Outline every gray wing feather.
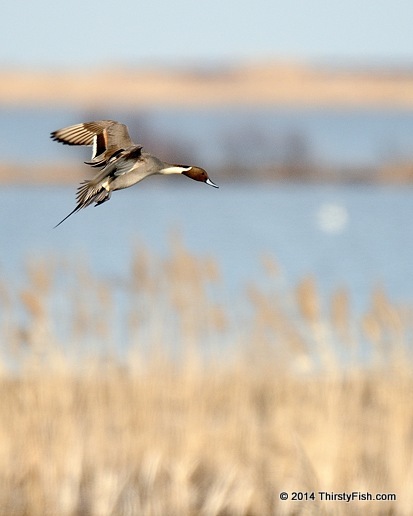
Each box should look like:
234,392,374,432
51,120,115,146
51,120,135,165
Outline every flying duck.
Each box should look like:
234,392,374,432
51,120,218,227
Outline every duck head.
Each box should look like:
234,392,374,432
181,166,219,188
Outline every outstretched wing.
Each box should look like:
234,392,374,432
50,120,134,167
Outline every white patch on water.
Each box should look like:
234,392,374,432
316,202,349,234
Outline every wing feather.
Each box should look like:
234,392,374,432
51,120,135,165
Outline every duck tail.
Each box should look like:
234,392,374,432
53,205,83,228
53,180,111,228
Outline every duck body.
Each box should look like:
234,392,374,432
51,120,218,227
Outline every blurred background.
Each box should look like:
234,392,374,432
0,1,412,514
1,0,413,313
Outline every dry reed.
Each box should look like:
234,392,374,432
0,236,411,515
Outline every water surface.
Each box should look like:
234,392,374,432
1,183,412,315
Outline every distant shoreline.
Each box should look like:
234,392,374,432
2,62,413,109
1,161,412,185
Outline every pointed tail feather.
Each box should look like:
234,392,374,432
54,181,111,228
53,205,83,228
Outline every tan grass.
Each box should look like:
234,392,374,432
0,237,411,515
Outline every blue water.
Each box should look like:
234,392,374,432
1,183,412,315
1,105,413,319
3,106,413,168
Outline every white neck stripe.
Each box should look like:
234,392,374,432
161,166,192,175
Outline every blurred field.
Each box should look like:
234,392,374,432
3,62,413,108
0,237,412,515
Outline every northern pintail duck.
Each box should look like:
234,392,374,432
51,120,218,227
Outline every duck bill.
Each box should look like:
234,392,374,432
206,178,219,188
